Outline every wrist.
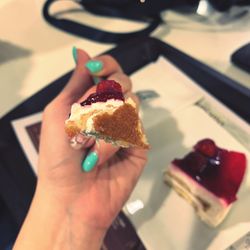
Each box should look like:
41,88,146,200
14,182,106,250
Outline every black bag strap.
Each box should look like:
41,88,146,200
43,0,162,43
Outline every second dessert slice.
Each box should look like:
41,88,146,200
164,138,247,227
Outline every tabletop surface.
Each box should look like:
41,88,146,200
1,0,250,117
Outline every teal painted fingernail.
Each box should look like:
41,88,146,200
93,76,101,85
82,152,98,172
85,60,103,74
72,46,77,64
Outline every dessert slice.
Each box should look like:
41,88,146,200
65,80,149,149
164,139,247,227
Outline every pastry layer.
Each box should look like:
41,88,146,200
93,102,148,148
65,98,149,149
164,164,231,227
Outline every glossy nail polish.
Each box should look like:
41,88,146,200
85,60,103,74
82,151,98,172
93,76,101,85
72,46,77,64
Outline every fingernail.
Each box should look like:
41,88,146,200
85,60,103,74
93,76,101,85
76,134,87,144
72,46,77,64
82,151,98,172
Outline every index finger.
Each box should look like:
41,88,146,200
86,54,123,77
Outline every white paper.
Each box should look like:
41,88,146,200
131,57,203,115
11,112,42,174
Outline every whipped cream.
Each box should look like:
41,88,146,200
69,99,123,120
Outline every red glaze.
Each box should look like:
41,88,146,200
173,139,247,204
81,80,124,106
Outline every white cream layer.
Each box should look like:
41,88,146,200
66,99,125,131
164,163,231,227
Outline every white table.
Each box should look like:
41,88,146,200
1,0,250,117
158,10,250,89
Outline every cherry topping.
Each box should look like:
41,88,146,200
96,80,122,94
80,80,124,106
194,138,217,157
173,139,247,204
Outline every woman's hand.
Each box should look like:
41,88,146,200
14,49,148,250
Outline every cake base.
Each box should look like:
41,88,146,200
92,103,148,149
164,164,231,227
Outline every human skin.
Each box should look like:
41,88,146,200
13,49,148,250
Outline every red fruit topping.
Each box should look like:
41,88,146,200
220,151,246,194
96,80,122,94
194,138,217,157
173,139,247,204
81,92,124,106
174,152,207,175
81,80,124,106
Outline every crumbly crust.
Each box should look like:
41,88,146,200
65,121,81,138
93,103,149,149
